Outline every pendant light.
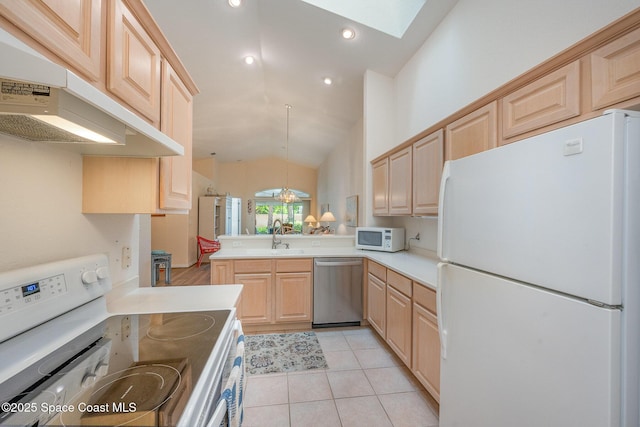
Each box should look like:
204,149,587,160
276,104,299,204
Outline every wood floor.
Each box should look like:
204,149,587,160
156,262,211,287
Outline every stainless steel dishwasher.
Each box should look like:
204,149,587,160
313,257,363,328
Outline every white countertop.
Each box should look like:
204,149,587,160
107,279,243,314
211,246,439,290
366,250,439,289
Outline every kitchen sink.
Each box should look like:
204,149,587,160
245,248,305,256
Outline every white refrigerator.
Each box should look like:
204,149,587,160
437,110,639,427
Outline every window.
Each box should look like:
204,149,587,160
254,189,311,234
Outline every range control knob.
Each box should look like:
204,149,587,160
95,362,109,376
81,373,97,388
81,271,98,285
96,266,110,280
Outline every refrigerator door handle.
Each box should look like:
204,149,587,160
437,161,451,261
437,262,448,360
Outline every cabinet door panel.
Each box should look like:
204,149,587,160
275,272,312,322
502,61,580,139
108,0,161,124
413,302,440,402
372,158,389,216
235,273,272,324
210,260,233,285
386,285,412,367
413,130,443,216
591,26,640,110
388,146,412,215
160,61,192,209
445,101,497,161
0,0,102,81
367,273,386,338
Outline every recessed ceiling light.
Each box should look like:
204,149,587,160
341,27,356,40
244,56,255,65
323,77,333,85
228,0,242,7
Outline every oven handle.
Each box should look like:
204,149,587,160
207,400,227,427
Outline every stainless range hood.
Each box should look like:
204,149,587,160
0,28,183,157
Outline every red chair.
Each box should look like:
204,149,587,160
197,236,221,267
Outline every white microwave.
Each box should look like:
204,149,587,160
355,227,405,252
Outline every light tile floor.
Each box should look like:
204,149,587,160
243,327,439,427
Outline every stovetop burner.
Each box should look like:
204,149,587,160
146,313,216,341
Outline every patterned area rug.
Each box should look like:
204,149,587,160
244,332,328,375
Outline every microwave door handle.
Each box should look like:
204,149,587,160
437,161,451,261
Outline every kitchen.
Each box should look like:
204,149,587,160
0,0,639,426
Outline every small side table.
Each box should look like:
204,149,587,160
151,252,172,286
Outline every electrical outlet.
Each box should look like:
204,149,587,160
121,246,131,269
121,316,131,340
311,241,321,247
232,241,243,247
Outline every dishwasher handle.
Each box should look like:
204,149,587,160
314,260,363,267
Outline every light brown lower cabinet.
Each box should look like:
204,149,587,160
386,285,412,367
366,260,441,402
275,272,312,322
366,273,386,338
412,283,440,402
235,273,272,324
211,258,312,326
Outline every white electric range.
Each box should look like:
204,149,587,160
0,254,239,427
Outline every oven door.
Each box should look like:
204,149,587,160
205,320,245,427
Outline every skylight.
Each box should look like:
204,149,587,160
299,0,427,39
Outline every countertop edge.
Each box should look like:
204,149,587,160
107,279,243,314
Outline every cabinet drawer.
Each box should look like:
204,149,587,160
234,259,272,274
368,261,387,282
387,269,412,297
413,283,437,315
276,258,312,273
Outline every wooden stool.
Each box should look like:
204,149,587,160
151,252,172,286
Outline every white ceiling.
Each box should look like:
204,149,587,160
145,0,458,168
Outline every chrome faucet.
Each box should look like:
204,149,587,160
271,219,289,249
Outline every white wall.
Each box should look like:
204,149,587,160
0,136,141,284
362,0,639,251
317,118,364,235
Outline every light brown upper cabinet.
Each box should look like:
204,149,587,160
0,0,103,82
445,101,497,161
412,130,443,216
502,61,580,140
107,0,161,126
371,146,413,216
388,146,413,215
591,26,640,110
159,61,193,210
372,157,389,216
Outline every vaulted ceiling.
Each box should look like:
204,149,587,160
145,0,458,167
